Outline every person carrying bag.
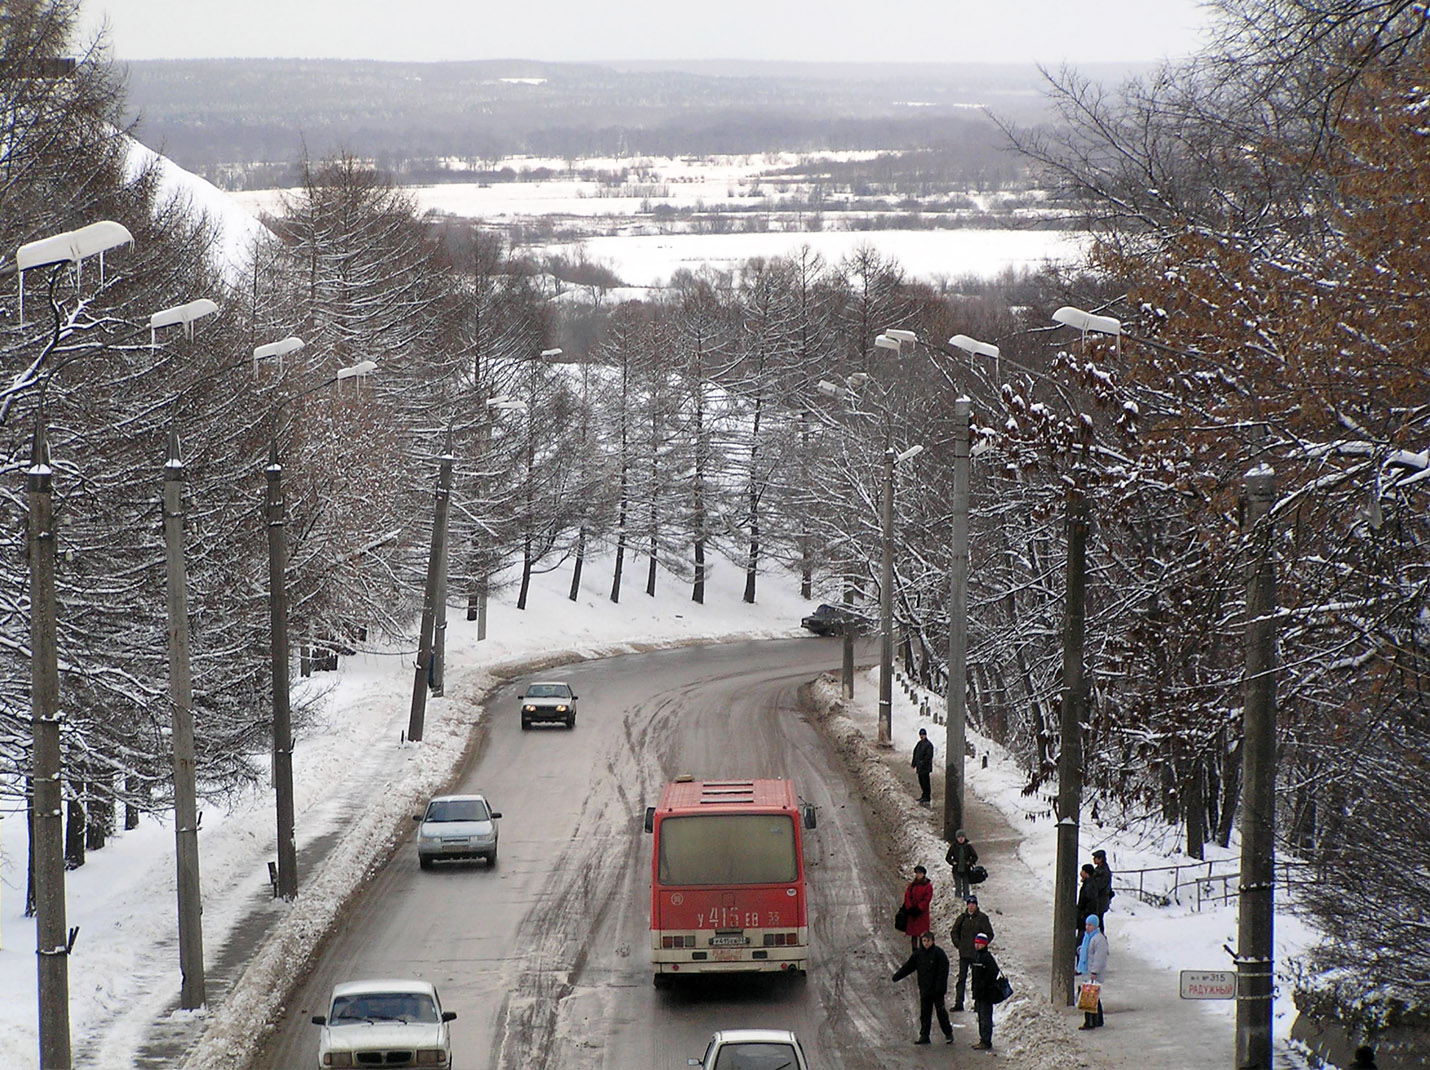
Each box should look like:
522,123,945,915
1075,914,1108,1029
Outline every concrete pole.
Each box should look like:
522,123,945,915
877,446,895,747
28,417,73,1069
1237,468,1277,1069
431,431,453,697
162,430,206,1008
944,397,970,841
841,629,855,700
265,440,297,900
1051,487,1088,1007
408,441,455,742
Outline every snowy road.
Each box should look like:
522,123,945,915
249,638,938,1069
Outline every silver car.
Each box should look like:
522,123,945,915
312,978,454,1069
413,793,501,869
520,680,578,729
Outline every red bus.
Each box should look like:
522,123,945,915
643,777,817,983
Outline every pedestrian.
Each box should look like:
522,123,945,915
891,930,955,1045
1076,863,1099,938
911,728,934,805
945,828,979,899
949,893,994,1011
1076,914,1108,1029
969,931,1001,1051
1349,1045,1377,1068
901,865,934,951
1091,848,1115,935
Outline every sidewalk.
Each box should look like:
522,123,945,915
810,671,1236,1069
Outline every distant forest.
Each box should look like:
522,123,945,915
115,58,1145,190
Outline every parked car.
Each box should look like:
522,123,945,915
801,603,856,636
311,978,455,1069
520,680,578,729
413,793,501,869
689,1029,809,1070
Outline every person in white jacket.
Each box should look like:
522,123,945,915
1075,914,1108,1029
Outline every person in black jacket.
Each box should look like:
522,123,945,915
946,828,979,899
950,894,994,1011
1091,849,1115,935
891,930,954,1045
969,932,1001,1051
911,728,934,804
1349,1045,1377,1068
1076,863,1099,939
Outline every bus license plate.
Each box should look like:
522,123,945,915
709,936,747,947
713,948,742,962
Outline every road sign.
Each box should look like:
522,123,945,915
1180,969,1237,999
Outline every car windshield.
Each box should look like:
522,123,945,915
526,684,570,698
712,1042,799,1070
425,799,489,822
330,992,439,1024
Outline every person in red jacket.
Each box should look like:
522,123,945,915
903,865,934,951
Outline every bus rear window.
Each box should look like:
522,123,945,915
657,814,797,885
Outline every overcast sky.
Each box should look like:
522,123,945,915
77,0,1214,65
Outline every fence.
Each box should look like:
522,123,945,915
1115,857,1316,911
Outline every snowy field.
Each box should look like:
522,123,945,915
0,543,1325,1068
228,151,1085,288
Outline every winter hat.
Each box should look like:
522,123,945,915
973,933,990,945
955,829,967,839
965,895,979,905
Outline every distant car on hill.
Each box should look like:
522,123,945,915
520,680,578,729
801,603,858,636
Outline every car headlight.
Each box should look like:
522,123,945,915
523,704,537,713
324,1053,354,1068
554,704,568,713
415,1049,449,1066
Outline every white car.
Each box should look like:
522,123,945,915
689,1029,809,1070
519,680,578,729
311,978,454,1069
414,793,501,869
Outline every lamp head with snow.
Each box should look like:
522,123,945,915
895,444,924,465
149,298,219,346
874,334,902,352
540,348,564,359
15,219,135,325
252,336,304,375
845,372,870,388
883,328,918,344
816,380,845,398
335,360,376,381
1052,306,1122,337
949,334,1001,360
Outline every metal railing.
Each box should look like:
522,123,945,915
1115,857,1316,911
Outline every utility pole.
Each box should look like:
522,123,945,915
162,431,206,1008
408,437,454,742
28,417,73,1069
877,446,896,747
265,441,297,900
944,397,971,841
430,431,453,698
1051,485,1088,1007
1237,467,1277,1069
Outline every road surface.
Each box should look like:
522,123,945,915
251,638,964,1069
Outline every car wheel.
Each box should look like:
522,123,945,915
653,973,672,990
521,718,530,730
419,856,434,871
567,717,576,728
488,848,498,866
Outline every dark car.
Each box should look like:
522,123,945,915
801,603,856,636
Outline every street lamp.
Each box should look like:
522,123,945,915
151,297,218,1011
16,220,134,1070
262,348,377,901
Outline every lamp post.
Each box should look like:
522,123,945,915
151,296,219,1010
472,396,527,641
262,349,376,900
818,370,920,747
16,220,134,1070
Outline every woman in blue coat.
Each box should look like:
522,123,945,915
1076,914,1108,1029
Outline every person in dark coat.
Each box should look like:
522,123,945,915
902,865,934,951
946,828,979,899
1091,848,1115,935
1076,863,1099,938
891,930,954,1045
968,931,1001,1051
911,728,934,804
1349,1045,1377,1068
949,893,994,1011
